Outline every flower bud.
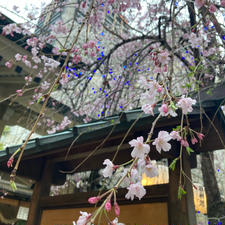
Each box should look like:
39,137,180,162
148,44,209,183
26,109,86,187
16,89,23,96
197,133,204,140
181,139,189,147
157,87,163,93
114,202,120,216
88,196,100,204
113,165,119,170
162,104,168,113
105,200,111,212
191,137,198,145
7,157,14,168
221,0,225,7
209,4,217,13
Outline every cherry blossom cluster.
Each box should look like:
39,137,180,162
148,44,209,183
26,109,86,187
149,49,170,74
195,0,225,12
75,75,202,224
47,116,71,134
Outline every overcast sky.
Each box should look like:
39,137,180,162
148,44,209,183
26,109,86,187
0,0,51,23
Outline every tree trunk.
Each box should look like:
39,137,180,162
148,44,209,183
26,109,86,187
201,152,225,224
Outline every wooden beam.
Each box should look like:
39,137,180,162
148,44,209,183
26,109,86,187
40,184,168,209
0,197,30,208
22,133,134,162
52,143,130,163
26,160,54,225
168,152,196,224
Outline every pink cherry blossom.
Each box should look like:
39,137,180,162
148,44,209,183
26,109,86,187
73,55,82,64
24,60,32,68
16,89,23,96
162,64,168,72
160,103,168,114
152,131,172,154
141,91,156,107
137,158,146,171
102,159,114,177
209,4,217,13
2,23,21,36
108,0,115,4
82,43,89,50
176,96,196,114
51,20,67,34
15,53,22,61
145,160,158,178
47,127,56,134
81,1,86,8
26,37,38,47
141,104,154,115
130,168,142,183
125,182,146,200
188,32,202,48
158,104,177,117
76,211,91,225
90,51,96,57
52,47,60,55
195,0,205,9
129,136,150,159
32,56,41,64
22,55,27,62
25,76,32,85
60,116,71,129
60,75,70,85
5,61,13,68
39,42,45,49
88,40,96,48
221,0,225,7
158,51,170,65
170,131,182,141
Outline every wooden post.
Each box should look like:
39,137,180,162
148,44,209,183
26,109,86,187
26,160,53,225
168,152,196,225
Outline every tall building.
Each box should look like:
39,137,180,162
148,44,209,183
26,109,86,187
35,0,130,48
34,0,131,119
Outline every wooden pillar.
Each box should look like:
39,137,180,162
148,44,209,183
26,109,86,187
27,160,53,225
168,152,196,225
